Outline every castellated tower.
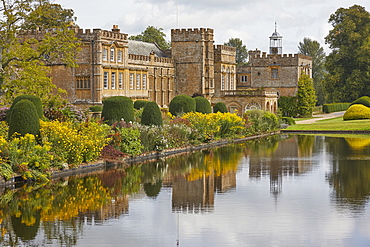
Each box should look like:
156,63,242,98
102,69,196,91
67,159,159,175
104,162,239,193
171,28,215,98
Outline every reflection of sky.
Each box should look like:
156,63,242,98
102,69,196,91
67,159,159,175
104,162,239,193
74,137,370,247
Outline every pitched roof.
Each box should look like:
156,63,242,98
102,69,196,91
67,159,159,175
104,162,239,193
128,40,168,57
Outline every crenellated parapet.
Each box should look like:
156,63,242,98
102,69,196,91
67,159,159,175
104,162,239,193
77,28,128,41
171,28,214,42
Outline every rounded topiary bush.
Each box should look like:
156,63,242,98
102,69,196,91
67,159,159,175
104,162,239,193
8,95,43,121
194,96,212,114
213,102,228,113
141,101,163,126
343,104,370,121
101,96,134,125
350,96,370,108
134,100,148,110
89,105,103,112
169,95,196,116
8,99,40,138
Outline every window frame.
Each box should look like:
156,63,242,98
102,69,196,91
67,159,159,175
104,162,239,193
103,72,109,89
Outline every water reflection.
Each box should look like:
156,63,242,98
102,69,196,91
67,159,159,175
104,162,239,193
325,136,370,213
0,134,370,246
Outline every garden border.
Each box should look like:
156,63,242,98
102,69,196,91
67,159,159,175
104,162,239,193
0,132,280,189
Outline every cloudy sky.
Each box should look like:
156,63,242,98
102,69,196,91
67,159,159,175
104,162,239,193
55,0,368,54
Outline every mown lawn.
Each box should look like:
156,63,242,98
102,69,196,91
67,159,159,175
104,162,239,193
286,117,370,131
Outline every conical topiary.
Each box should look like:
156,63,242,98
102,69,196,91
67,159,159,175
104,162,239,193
8,99,40,138
194,96,212,114
7,95,43,122
141,101,163,126
213,102,228,113
169,95,196,116
101,96,134,125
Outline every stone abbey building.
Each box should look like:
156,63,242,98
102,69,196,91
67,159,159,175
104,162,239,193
46,25,312,115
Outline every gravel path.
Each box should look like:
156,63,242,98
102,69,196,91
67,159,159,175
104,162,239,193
295,111,346,124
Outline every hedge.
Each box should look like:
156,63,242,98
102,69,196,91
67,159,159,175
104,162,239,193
213,102,228,113
322,103,351,113
350,96,370,108
89,105,103,112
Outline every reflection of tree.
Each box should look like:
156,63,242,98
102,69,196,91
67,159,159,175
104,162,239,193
325,136,370,211
0,169,139,246
297,135,315,157
11,211,40,241
144,181,163,198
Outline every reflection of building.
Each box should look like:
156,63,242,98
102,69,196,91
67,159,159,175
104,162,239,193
215,170,237,193
247,136,313,195
172,174,215,213
80,196,129,222
171,170,237,212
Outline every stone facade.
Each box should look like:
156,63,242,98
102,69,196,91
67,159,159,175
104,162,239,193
47,25,174,107
37,25,312,115
237,50,312,97
171,28,215,99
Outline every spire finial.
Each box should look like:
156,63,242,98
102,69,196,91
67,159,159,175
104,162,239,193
275,21,277,32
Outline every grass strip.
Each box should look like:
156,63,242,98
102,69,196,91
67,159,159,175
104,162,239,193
285,117,370,131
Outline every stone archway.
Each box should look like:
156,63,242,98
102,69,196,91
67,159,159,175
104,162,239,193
245,102,261,112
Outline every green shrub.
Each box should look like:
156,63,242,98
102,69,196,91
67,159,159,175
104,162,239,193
322,103,351,113
343,104,370,120
169,95,196,116
141,102,163,126
244,110,279,134
89,105,103,112
213,102,228,113
350,96,370,108
110,126,143,157
135,124,167,152
8,95,43,122
134,100,148,110
8,100,40,138
2,134,53,181
281,117,296,125
102,96,134,125
194,97,212,114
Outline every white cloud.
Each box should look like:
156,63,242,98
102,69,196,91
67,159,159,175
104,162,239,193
56,0,369,54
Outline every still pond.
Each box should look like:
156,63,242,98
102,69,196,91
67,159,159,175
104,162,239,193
1,134,370,246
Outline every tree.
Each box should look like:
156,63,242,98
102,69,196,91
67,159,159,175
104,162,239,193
323,5,370,103
297,74,317,117
129,26,170,50
224,38,248,65
298,38,326,105
0,0,80,105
